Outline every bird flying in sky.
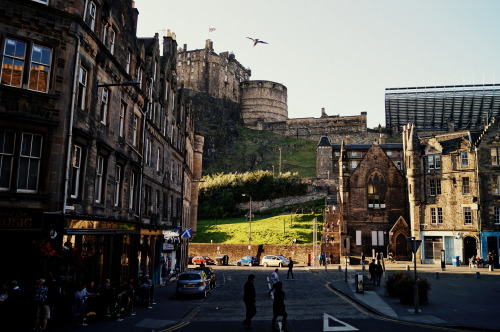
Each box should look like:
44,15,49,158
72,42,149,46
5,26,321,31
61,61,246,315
247,37,268,46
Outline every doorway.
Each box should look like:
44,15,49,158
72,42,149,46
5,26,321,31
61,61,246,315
395,234,408,259
463,236,477,264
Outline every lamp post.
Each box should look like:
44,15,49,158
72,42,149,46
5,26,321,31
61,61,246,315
278,148,282,175
242,194,252,255
341,235,352,282
407,236,422,314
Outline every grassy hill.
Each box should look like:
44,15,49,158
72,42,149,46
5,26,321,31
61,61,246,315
193,214,324,245
203,128,318,178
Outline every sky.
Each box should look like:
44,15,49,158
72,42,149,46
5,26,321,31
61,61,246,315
134,0,500,128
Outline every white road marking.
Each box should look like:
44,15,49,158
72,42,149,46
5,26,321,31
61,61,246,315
323,313,358,331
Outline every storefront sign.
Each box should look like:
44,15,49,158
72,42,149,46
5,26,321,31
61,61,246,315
163,243,174,251
66,219,137,231
0,208,43,230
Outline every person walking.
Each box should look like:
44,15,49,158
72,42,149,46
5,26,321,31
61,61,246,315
369,259,376,283
242,274,256,329
361,252,365,266
271,281,288,332
268,268,280,295
375,261,383,286
34,278,51,331
286,258,294,280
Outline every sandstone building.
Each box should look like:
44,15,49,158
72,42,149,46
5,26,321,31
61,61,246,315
0,0,203,289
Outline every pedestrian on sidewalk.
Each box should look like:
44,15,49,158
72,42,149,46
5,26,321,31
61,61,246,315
34,278,50,331
268,269,280,295
286,258,294,280
375,261,383,286
271,282,288,332
361,252,365,266
242,274,256,329
369,259,376,283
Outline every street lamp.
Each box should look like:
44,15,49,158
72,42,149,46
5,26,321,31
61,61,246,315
242,194,252,255
278,148,282,175
341,235,352,282
97,80,141,87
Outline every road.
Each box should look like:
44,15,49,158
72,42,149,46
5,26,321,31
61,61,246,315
167,266,469,332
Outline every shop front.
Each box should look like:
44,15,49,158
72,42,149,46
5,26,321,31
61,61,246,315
62,218,139,286
421,231,461,265
138,227,164,285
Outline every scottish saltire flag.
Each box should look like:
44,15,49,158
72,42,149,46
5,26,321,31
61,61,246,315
209,28,216,32
181,228,192,238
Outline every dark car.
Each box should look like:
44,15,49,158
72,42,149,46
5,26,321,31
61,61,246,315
236,255,259,266
194,266,216,290
175,270,210,298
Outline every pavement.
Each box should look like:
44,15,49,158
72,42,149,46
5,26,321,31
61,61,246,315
326,261,500,331
48,262,500,332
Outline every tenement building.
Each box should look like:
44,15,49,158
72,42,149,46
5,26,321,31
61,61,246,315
0,0,203,292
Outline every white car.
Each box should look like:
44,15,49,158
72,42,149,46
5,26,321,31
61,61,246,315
261,255,289,267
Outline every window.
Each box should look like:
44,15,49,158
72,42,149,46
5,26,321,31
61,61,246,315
1,38,26,88
371,231,384,246
95,156,105,203
77,66,87,110
125,51,131,74
0,130,15,191
460,151,468,167
70,145,82,198
109,29,116,55
100,88,109,124
350,160,359,170
119,102,126,137
28,44,51,92
495,207,500,225
137,67,143,89
367,172,386,209
428,154,441,170
145,137,152,166
429,179,441,196
491,147,500,165
162,192,169,220
462,177,470,195
430,207,443,224
84,1,96,31
129,171,138,210
156,147,161,172
132,114,139,147
17,133,43,193
102,25,108,46
424,236,443,260
32,0,49,4
356,230,362,245
144,184,151,214
463,207,472,225
114,165,121,207
493,175,500,194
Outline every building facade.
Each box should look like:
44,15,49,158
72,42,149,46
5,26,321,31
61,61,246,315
0,0,202,288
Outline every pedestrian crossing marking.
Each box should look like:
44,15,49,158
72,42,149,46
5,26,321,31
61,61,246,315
323,313,358,331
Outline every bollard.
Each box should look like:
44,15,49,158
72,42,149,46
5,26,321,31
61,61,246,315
489,265,494,272
406,265,410,272
476,272,481,279
435,272,439,279
338,266,342,271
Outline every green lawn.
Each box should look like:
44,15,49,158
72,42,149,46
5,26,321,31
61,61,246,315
193,214,324,244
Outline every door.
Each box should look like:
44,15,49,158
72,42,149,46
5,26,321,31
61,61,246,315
395,234,408,259
463,236,477,264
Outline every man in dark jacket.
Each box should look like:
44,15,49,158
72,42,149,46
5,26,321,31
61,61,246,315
243,274,256,329
369,259,376,283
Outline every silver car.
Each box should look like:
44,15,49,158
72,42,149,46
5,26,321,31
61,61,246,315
175,270,210,298
261,255,289,267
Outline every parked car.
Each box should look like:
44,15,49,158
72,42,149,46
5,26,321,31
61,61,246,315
188,255,194,264
236,256,259,266
192,256,215,265
261,255,289,267
175,270,210,298
194,266,216,289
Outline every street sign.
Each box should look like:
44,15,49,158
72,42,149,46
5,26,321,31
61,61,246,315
323,313,358,331
408,239,421,254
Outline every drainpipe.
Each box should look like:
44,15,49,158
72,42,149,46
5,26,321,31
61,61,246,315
63,34,81,213
473,139,482,258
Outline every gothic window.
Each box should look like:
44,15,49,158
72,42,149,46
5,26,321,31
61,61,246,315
367,172,386,209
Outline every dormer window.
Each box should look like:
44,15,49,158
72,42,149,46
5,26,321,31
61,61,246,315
460,151,468,167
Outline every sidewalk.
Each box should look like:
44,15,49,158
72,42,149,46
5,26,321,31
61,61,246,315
49,282,195,332
327,262,500,331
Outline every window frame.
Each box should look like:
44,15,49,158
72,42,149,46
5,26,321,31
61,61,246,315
17,132,43,193
114,164,122,207
491,147,500,166
1,38,27,88
100,88,109,125
462,177,470,195
0,130,16,191
28,44,52,93
84,1,97,31
77,66,88,110
430,207,443,224
463,207,472,225
119,102,126,137
460,151,469,167
70,145,82,199
94,155,105,204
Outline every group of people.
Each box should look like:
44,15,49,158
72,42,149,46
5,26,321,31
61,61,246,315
368,259,384,286
243,257,295,331
318,253,334,266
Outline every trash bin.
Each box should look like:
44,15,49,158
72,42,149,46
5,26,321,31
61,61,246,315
355,273,364,293
215,254,229,266
452,256,460,267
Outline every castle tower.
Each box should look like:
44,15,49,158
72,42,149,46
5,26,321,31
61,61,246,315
316,136,333,179
402,123,422,240
240,80,288,129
